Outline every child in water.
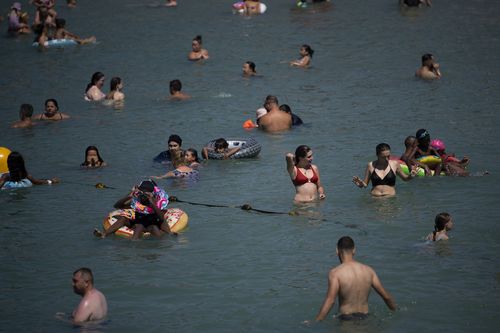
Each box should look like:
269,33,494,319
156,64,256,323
290,44,314,68
81,146,107,168
426,213,453,241
0,151,59,189
202,138,240,160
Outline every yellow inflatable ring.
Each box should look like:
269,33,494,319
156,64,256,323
103,208,189,239
0,147,12,174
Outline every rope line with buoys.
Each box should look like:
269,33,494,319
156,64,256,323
169,196,291,215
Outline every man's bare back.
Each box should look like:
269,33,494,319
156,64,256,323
316,237,396,321
73,288,108,322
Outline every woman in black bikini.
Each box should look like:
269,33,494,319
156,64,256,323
37,99,70,121
286,145,326,203
353,143,416,197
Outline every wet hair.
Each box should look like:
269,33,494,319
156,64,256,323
433,212,451,241
45,98,59,110
73,267,94,284
170,79,182,94
168,134,182,146
172,151,187,168
86,72,105,93
416,128,430,140
214,138,229,150
193,35,202,44
109,77,122,92
375,143,391,155
421,53,433,65
19,104,34,120
294,145,311,165
265,95,279,106
186,148,200,163
7,151,28,182
138,179,157,193
404,136,416,148
81,145,104,167
337,236,355,252
55,18,66,29
246,61,256,72
279,104,292,114
302,44,314,57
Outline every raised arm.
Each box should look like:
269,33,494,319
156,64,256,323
371,270,397,311
285,153,296,180
316,270,339,321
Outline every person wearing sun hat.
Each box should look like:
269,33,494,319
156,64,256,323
7,2,29,35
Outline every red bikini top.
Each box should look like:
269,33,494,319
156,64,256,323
293,166,319,186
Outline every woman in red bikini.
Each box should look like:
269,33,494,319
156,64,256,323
286,145,326,203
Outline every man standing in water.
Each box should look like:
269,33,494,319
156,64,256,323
315,236,396,321
258,95,292,132
72,268,108,323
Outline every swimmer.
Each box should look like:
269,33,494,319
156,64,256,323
414,129,442,175
165,0,177,7
105,77,125,101
169,79,190,100
71,268,107,323
290,44,314,68
202,138,241,159
426,212,453,241
153,134,183,163
242,61,257,77
258,95,292,132
81,146,107,168
0,151,59,189
400,136,432,176
185,148,201,168
152,151,199,180
67,0,77,8
93,180,175,239
37,99,70,120
416,53,441,80
11,104,35,128
286,145,326,202
315,236,397,321
33,23,49,48
85,72,106,101
54,18,96,44
353,143,416,196
188,35,209,61
279,104,303,126
33,1,57,27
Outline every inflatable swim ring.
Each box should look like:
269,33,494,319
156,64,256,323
103,208,189,239
32,39,78,48
0,147,11,174
391,158,445,177
232,2,267,14
417,155,442,167
205,138,261,160
1,179,33,189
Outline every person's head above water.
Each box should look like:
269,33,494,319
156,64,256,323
336,236,355,261
416,129,430,144
44,98,59,116
404,136,417,148
19,104,33,120
434,212,452,232
86,72,105,92
168,134,182,148
264,95,279,110
82,146,104,166
279,104,292,114
301,44,314,57
185,148,200,164
7,151,28,181
55,18,66,29
375,143,391,157
109,77,122,91
169,79,182,94
294,145,312,165
421,53,434,66
242,61,256,75
72,267,94,296
192,35,203,51
214,138,229,152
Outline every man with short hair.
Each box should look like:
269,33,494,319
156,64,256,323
315,236,396,321
258,95,292,132
72,268,108,323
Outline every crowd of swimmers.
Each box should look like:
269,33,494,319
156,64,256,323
2,0,471,327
